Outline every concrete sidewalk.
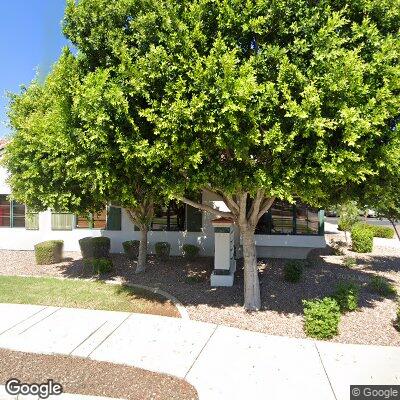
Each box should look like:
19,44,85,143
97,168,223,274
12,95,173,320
0,303,399,400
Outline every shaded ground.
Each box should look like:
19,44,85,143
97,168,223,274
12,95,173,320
0,275,180,317
0,348,198,400
0,233,399,345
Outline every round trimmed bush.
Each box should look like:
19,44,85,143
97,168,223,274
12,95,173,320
182,244,200,260
122,240,140,260
155,242,170,260
371,225,394,239
35,240,64,265
351,224,373,253
79,236,111,259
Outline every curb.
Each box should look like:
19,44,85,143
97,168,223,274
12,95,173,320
105,281,190,320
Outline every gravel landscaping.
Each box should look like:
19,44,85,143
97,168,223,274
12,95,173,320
0,348,198,400
0,231,399,346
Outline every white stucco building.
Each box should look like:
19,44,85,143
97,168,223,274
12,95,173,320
0,140,326,260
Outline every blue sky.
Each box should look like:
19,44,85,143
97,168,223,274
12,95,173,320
0,1,69,137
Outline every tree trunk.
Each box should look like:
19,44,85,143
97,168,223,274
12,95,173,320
241,227,261,311
390,219,400,241
136,226,148,273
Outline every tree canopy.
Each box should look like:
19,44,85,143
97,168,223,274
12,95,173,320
4,0,400,309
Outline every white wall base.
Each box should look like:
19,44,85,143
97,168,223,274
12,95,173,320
210,270,235,287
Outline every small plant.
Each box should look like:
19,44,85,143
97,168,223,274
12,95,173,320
185,274,205,284
351,223,373,253
34,240,64,265
122,240,140,260
155,242,170,260
343,256,357,268
333,281,359,312
182,244,200,260
369,275,397,297
284,260,303,283
83,257,113,274
303,297,341,339
337,201,359,242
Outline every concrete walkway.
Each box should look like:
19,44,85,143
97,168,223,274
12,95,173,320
0,304,399,400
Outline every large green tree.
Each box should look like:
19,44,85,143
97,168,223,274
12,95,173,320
5,0,400,310
3,49,163,273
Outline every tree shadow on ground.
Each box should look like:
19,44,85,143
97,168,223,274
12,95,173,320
54,243,399,317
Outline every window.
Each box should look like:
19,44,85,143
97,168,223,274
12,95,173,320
0,195,11,227
75,207,121,231
255,200,323,236
0,195,26,228
76,209,107,229
26,211,39,230
51,212,74,230
151,201,186,231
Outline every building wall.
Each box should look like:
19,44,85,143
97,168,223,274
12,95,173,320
0,170,326,257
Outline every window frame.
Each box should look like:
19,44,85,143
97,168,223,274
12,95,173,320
0,195,26,229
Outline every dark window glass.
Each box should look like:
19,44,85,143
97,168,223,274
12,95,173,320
270,201,294,234
0,195,10,227
12,202,26,227
295,204,319,234
255,200,322,235
151,201,185,231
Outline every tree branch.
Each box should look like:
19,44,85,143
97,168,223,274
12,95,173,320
257,197,276,220
178,196,234,219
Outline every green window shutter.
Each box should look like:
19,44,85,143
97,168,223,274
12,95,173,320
107,206,121,230
26,212,39,230
51,213,73,230
186,205,203,232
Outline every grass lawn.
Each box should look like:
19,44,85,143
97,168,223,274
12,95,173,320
0,276,180,317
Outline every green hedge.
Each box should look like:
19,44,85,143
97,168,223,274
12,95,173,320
370,225,394,239
122,240,140,260
182,244,200,260
34,240,64,265
155,242,170,260
283,260,303,283
303,297,341,339
351,224,373,253
79,237,111,259
395,305,400,332
353,223,394,239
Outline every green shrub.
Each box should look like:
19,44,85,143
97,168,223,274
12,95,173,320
155,242,170,260
370,225,394,239
34,240,64,265
122,240,140,260
284,260,303,283
79,237,111,259
185,274,205,284
333,281,359,312
182,244,200,260
351,224,373,253
369,275,397,297
303,297,341,339
83,257,113,274
343,256,357,268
